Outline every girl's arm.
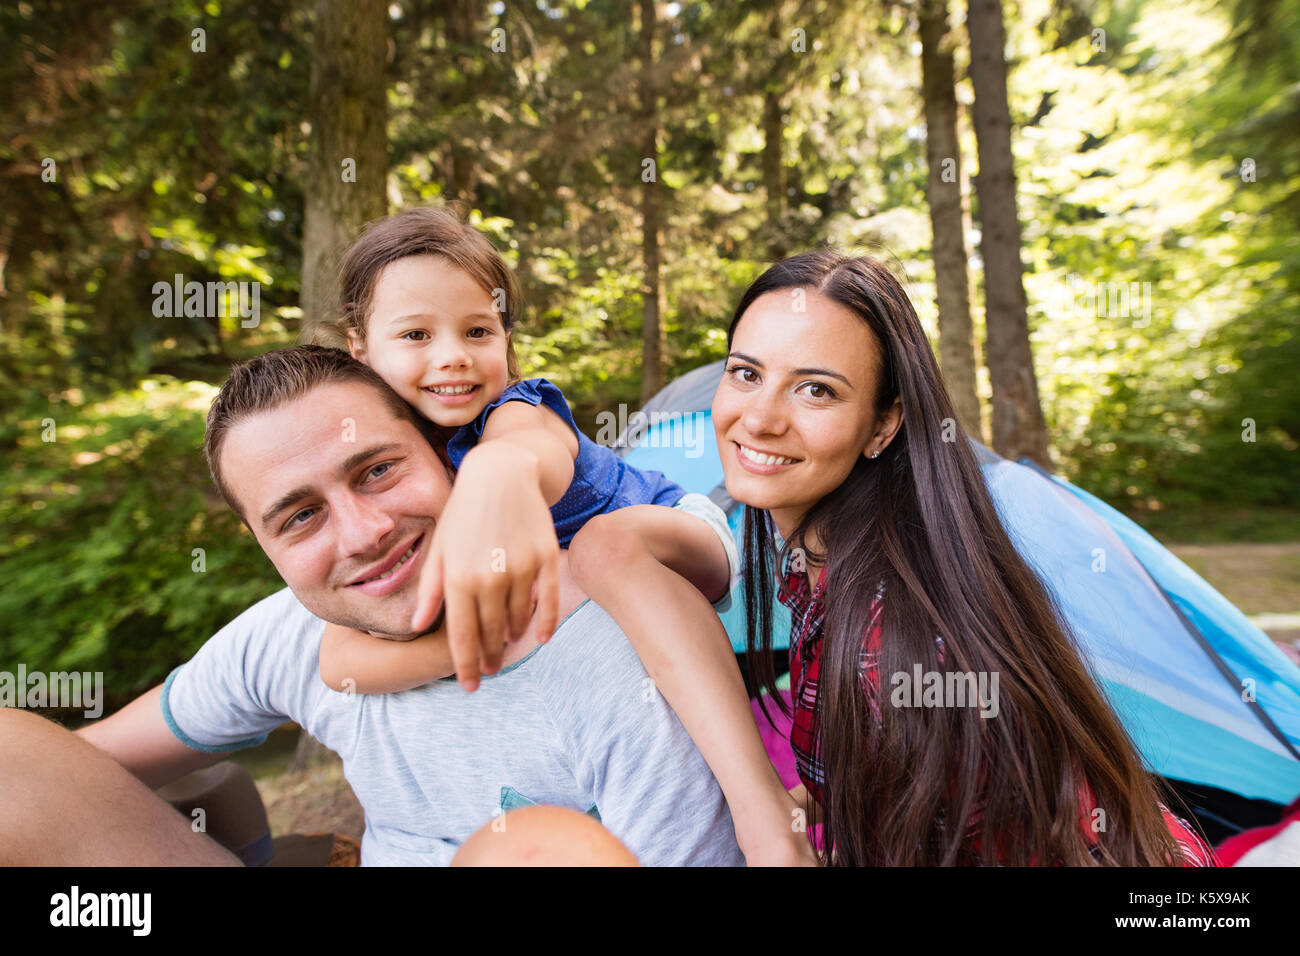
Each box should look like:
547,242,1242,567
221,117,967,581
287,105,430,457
475,398,579,503
409,400,578,691
787,783,823,827
319,623,454,694
569,505,818,867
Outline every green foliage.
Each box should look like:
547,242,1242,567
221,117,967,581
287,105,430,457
1005,0,1299,512
1127,505,1300,545
1,0,1297,696
0,0,310,401
0,380,282,706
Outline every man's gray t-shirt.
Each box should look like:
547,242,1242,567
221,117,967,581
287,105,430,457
162,587,744,866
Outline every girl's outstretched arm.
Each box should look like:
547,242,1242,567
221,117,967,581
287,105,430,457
319,623,454,694
569,505,818,866
409,399,577,691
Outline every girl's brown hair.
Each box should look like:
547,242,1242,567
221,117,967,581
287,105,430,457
322,205,523,380
203,345,450,525
736,250,1194,866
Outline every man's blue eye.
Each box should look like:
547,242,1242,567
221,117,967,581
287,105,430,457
289,508,316,526
368,462,392,479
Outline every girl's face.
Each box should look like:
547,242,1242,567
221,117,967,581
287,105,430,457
712,288,902,540
350,254,510,429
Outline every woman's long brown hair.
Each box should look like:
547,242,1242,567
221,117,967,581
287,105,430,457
735,250,1188,865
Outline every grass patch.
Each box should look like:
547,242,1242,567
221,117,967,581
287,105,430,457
1123,505,1300,546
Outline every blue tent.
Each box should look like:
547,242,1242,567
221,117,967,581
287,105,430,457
620,360,1300,827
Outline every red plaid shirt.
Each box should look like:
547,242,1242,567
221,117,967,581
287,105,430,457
777,559,1218,866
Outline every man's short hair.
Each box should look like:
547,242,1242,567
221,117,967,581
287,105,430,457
203,345,447,524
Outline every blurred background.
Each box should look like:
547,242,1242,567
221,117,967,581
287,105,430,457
2,0,1297,808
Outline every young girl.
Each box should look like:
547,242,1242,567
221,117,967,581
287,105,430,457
316,207,813,866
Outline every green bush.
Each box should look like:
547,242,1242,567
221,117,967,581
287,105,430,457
0,377,283,709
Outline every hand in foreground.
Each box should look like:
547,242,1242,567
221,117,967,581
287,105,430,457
409,443,560,691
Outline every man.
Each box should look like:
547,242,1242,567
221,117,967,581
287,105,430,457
0,346,743,866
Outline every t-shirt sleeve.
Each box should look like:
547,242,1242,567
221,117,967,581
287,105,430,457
527,602,745,866
161,587,323,752
446,378,580,468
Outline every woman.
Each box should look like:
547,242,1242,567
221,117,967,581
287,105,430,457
712,249,1217,866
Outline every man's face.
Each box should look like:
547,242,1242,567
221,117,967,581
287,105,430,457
221,380,449,637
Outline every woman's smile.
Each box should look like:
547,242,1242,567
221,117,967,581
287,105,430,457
733,441,802,472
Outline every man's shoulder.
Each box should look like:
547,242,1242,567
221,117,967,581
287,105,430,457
514,599,653,705
533,599,636,668
200,586,324,672
521,599,662,720
164,587,326,751
224,586,323,638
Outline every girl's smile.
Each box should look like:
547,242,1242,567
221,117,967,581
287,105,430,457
421,381,483,407
349,254,510,429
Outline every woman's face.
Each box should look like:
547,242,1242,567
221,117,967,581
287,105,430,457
712,288,901,540
350,254,510,429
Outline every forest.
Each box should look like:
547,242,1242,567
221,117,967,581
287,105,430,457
2,0,1297,712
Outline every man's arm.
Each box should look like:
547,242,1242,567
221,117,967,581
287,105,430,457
77,684,225,790
79,588,319,791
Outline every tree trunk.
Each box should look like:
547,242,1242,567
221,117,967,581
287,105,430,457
762,86,785,258
300,0,389,345
966,0,1049,464
762,10,785,258
638,0,664,404
919,0,982,441
0,220,11,331
295,0,387,766
445,0,481,206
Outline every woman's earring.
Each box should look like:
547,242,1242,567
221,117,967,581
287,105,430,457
869,449,881,459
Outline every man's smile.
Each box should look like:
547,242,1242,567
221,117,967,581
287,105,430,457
347,532,425,596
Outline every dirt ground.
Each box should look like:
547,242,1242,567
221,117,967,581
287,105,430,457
258,756,365,841
256,542,1300,842
1169,542,1300,646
